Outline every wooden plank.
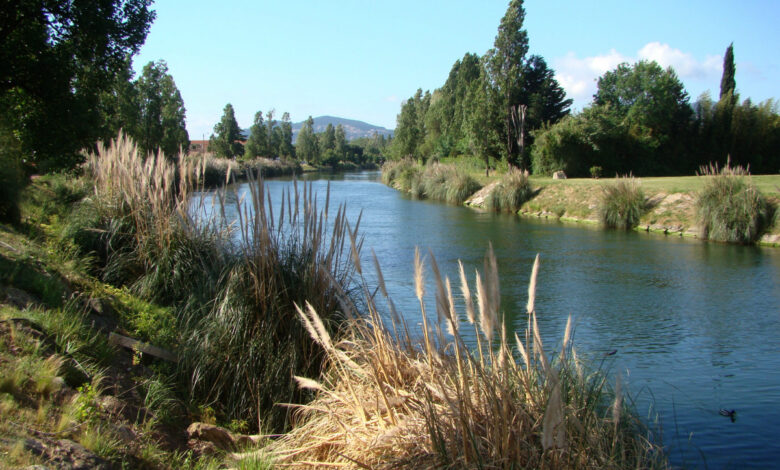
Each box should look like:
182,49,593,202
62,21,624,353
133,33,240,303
108,332,178,363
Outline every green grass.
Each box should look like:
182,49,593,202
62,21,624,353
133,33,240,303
382,160,481,204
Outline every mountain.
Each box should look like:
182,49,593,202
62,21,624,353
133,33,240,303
291,116,394,142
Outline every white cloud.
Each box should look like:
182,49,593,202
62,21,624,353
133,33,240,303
638,42,720,79
553,43,722,108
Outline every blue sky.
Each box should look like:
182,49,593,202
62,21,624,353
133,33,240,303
133,0,779,139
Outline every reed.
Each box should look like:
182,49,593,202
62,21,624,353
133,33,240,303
82,132,361,432
382,160,480,204
485,167,535,212
267,249,665,469
599,176,648,230
695,162,772,244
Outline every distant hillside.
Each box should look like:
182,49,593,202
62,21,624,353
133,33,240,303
292,116,393,142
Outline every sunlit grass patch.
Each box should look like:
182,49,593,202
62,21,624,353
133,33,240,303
599,176,649,230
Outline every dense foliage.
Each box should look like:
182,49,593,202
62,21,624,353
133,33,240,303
532,45,780,177
390,0,571,173
0,0,155,170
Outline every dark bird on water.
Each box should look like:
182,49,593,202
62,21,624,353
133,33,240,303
719,409,737,422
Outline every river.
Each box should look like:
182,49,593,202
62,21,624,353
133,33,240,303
193,170,780,468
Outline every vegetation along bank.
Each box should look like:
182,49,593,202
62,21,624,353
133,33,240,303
381,158,779,246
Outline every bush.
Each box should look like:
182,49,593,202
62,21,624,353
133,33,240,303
599,176,647,229
590,166,603,179
485,168,535,212
696,162,772,244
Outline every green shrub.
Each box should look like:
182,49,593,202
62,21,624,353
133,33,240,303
696,162,771,244
599,176,647,229
590,166,603,179
485,168,535,212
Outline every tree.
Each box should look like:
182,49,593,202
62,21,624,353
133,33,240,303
244,111,267,159
0,0,155,170
464,69,502,176
134,60,189,160
392,90,423,159
296,116,319,164
719,43,736,101
592,60,692,173
485,0,529,167
279,112,294,159
335,124,347,159
210,103,243,158
265,109,278,158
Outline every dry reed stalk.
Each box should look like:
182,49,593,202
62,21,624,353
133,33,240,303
267,248,663,469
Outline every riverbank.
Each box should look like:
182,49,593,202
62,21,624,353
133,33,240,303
0,141,667,468
460,174,780,247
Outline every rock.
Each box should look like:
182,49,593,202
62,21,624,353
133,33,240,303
464,181,499,208
24,437,112,470
552,171,567,180
186,422,260,451
1,286,40,309
113,424,137,445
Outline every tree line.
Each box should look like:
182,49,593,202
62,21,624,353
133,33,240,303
391,0,779,177
208,107,389,167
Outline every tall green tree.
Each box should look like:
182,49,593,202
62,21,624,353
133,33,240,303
134,60,189,160
464,69,502,175
279,112,295,158
485,0,529,167
210,103,243,158
244,110,267,159
335,124,348,159
0,0,155,170
296,116,319,164
719,43,736,101
264,109,279,158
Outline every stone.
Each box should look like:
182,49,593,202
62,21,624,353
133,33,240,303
24,438,112,470
552,171,567,180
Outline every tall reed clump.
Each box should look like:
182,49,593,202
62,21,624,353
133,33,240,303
421,163,481,204
485,167,535,212
382,158,423,197
82,132,361,432
179,178,361,432
263,248,665,469
599,176,648,230
695,162,772,244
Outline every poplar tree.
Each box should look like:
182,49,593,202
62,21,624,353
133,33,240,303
296,116,319,163
134,60,189,160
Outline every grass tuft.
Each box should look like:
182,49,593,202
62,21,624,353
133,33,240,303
599,176,648,230
485,167,535,212
382,160,481,204
695,162,772,244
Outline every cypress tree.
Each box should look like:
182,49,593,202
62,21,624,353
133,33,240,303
719,43,736,101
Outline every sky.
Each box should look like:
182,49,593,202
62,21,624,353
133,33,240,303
133,0,780,140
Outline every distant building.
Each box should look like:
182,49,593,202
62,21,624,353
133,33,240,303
190,140,210,153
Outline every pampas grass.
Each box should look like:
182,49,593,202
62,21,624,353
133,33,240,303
485,167,535,212
83,132,360,432
267,249,665,469
382,160,481,204
696,161,772,244
599,175,648,230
